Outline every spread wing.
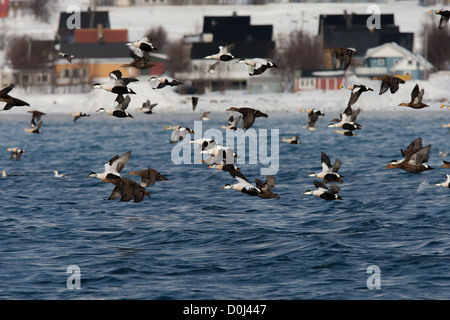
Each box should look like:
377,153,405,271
104,151,131,174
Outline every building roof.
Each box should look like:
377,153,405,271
58,11,111,38
74,29,128,43
59,42,130,60
366,42,434,70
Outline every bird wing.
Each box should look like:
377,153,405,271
308,112,319,127
348,89,363,106
409,145,431,165
411,84,420,104
439,14,449,29
191,96,199,111
104,151,132,174
314,180,329,192
403,137,422,160
108,185,123,201
329,183,341,194
379,80,390,95
0,83,15,95
115,95,131,111
321,152,333,172
109,70,122,81
331,158,342,173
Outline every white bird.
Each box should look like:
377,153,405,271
436,174,450,188
204,43,235,61
1,170,6,177
201,145,238,165
308,152,343,183
127,36,157,52
54,171,68,178
92,70,138,95
222,167,261,196
149,76,183,89
304,181,343,200
236,58,277,76
97,94,133,118
87,151,132,181
165,125,194,144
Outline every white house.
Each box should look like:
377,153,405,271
355,42,434,80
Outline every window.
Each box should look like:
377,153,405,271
60,69,70,78
22,74,29,84
377,59,385,66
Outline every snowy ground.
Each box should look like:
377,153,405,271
0,1,448,115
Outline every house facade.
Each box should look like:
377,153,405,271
294,70,346,91
355,42,434,80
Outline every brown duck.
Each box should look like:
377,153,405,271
255,175,280,199
385,137,433,173
324,47,358,70
399,84,429,109
128,168,168,188
0,84,30,110
107,178,151,203
373,75,405,95
226,107,268,130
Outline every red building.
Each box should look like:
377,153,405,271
294,70,346,91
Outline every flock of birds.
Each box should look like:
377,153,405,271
1,8,450,201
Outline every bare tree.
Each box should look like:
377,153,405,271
6,36,48,70
145,26,169,53
30,0,53,23
166,39,192,77
275,29,324,91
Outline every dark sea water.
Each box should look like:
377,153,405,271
0,109,449,300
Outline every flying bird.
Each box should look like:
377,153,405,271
27,110,46,128
165,125,194,144
385,137,433,173
0,84,30,111
430,9,450,29
226,107,268,130
59,52,74,63
97,94,133,118
308,152,343,183
299,108,325,130
339,84,373,107
398,84,429,109
149,76,183,89
87,151,132,181
128,168,168,188
281,136,301,144
324,47,358,70
71,112,90,121
6,147,26,160
304,181,343,200
92,70,138,95
373,75,405,95
107,178,151,203
137,99,158,114
127,36,158,52
236,58,277,76
255,175,280,199
204,43,236,61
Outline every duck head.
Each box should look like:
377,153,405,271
92,83,102,89
222,184,234,190
303,190,314,195
86,172,98,178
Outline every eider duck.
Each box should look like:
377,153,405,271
221,166,260,196
149,76,183,89
373,75,405,95
236,58,277,76
304,181,343,201
299,108,325,130
255,175,280,199
1,170,6,178
128,168,168,188
201,145,238,164
204,43,235,61
204,61,219,74
439,149,448,157
334,129,357,136
441,104,450,110
28,110,46,127
165,125,194,144
399,84,429,109
0,84,30,110
97,94,133,118
137,99,158,114
199,111,211,121
308,152,343,183
430,9,450,29
71,112,90,121
24,120,43,134
190,138,218,152
127,36,158,52
385,137,433,173
188,96,199,111
220,115,241,130
324,47,358,70
7,147,26,160
59,52,74,63
87,150,132,181
92,70,138,95
281,136,301,144
226,107,268,130
208,163,240,171
436,174,450,188
107,178,151,203
441,160,450,168
339,84,373,107
122,45,154,70
54,170,68,177
328,105,361,131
